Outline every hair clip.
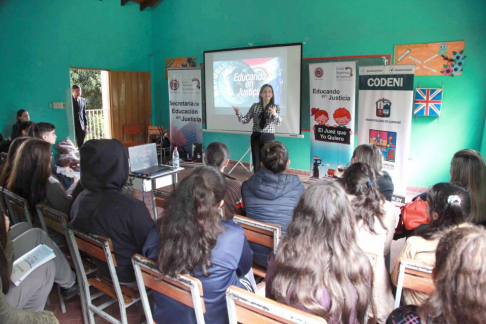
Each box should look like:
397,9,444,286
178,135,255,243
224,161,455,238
447,195,461,205
366,180,373,187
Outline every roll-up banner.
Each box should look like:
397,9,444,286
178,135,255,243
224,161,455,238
357,65,415,203
309,61,356,180
168,68,203,161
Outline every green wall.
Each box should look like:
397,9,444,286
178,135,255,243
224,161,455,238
151,0,486,188
1,0,484,189
0,0,152,142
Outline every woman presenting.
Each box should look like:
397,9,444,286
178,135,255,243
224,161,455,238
233,84,282,173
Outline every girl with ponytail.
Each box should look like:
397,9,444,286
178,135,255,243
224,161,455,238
391,183,472,306
341,162,397,323
143,166,254,324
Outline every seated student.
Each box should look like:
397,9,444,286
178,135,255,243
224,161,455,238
266,180,373,324
7,139,72,217
387,226,486,324
391,183,471,306
449,149,485,225
242,141,304,268
18,121,35,137
0,137,29,189
0,205,78,323
336,144,394,201
204,142,245,218
11,109,30,140
340,162,397,323
143,166,254,324
70,139,154,285
29,123,75,193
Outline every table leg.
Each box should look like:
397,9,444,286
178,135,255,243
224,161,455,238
151,178,158,220
172,173,178,190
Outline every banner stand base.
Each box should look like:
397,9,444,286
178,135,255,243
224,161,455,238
228,146,253,174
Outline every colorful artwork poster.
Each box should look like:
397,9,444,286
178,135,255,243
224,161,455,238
394,41,466,76
369,129,397,162
165,57,197,78
309,61,356,180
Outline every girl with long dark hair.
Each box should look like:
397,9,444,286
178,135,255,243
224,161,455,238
143,166,254,324
387,226,486,323
6,138,72,216
341,162,397,323
449,149,486,225
0,137,29,189
265,180,373,324
391,183,471,306
233,84,282,173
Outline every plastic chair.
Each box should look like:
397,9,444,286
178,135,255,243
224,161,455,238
122,124,142,148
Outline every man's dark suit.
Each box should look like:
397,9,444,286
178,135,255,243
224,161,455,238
73,96,87,147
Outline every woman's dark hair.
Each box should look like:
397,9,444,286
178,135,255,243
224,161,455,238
270,180,373,323
352,144,383,176
156,166,227,277
0,137,30,188
261,141,289,174
0,204,9,294
19,121,35,135
16,109,27,119
29,122,55,138
450,149,486,225
341,162,386,234
416,183,471,240
418,226,486,323
6,138,52,208
258,84,275,109
204,142,229,170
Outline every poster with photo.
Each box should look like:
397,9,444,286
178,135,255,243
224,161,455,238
357,65,415,202
309,61,356,180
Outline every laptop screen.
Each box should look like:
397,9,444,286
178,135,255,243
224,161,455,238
128,143,158,172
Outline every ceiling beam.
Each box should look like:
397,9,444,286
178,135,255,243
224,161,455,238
140,0,163,11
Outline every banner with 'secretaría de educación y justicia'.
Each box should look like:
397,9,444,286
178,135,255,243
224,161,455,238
168,68,203,161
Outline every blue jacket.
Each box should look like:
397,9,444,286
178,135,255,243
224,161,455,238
143,219,253,324
242,168,305,267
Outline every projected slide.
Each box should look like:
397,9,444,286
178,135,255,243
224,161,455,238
213,57,286,114
204,43,302,136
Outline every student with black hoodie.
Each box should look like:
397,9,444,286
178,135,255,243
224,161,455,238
70,139,155,284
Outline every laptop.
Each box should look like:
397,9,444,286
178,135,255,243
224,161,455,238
128,143,174,177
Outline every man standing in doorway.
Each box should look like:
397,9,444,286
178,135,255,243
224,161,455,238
72,84,88,147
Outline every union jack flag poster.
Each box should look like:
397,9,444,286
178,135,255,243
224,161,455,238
414,88,443,117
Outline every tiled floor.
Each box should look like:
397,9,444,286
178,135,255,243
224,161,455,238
50,163,424,323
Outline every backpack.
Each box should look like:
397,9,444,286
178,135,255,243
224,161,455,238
398,197,430,231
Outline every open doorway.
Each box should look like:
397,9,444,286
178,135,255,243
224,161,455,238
69,68,111,144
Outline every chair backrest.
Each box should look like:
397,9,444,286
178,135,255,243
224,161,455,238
233,215,281,252
2,188,32,227
147,126,164,143
35,203,69,235
394,258,435,309
123,124,142,147
153,189,170,209
132,254,206,324
226,285,327,324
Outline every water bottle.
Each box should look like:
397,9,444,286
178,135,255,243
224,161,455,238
172,146,180,168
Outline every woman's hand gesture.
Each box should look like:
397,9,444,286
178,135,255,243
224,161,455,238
233,106,240,115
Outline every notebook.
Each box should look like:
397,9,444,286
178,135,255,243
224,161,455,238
128,143,173,177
